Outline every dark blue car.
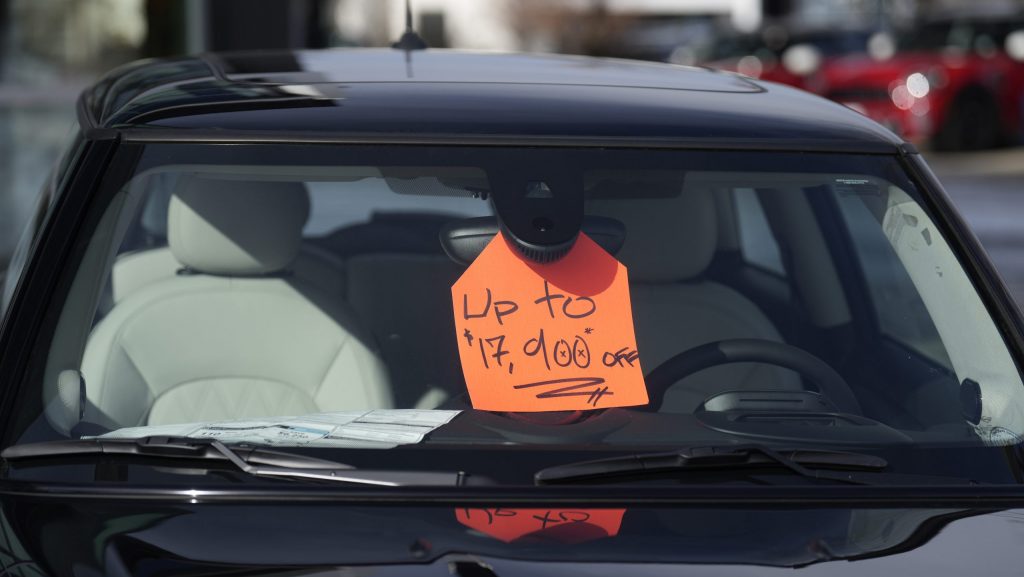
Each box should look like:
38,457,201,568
1,46,1023,575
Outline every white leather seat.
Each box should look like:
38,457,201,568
112,245,348,304
586,187,800,413
111,180,347,304
81,177,392,428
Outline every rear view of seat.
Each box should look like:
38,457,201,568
586,186,800,413
81,177,392,428
111,179,347,304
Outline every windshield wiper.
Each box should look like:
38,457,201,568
2,436,478,487
535,445,889,486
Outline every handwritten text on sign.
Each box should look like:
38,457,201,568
456,508,626,543
452,232,647,412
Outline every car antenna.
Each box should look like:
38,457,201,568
392,0,428,51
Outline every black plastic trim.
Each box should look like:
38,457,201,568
75,91,97,130
899,141,920,155
82,126,120,140
0,137,136,444
2,481,1024,507
114,128,903,154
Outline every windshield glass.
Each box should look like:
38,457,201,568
10,144,1024,484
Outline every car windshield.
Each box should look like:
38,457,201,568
8,144,1024,485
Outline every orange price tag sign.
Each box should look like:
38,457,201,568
456,508,626,544
452,232,647,412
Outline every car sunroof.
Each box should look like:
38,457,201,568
211,49,763,93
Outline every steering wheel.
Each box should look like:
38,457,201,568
643,339,861,414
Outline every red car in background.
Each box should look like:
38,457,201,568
698,28,873,93
700,17,1024,150
821,17,1024,150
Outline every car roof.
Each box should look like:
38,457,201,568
82,48,903,152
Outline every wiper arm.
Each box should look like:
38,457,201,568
535,445,889,486
2,436,477,487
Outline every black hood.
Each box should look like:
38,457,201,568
1,493,1017,576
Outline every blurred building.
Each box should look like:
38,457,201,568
334,0,764,53
0,0,329,263
0,0,149,262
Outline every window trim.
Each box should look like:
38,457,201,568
0,135,130,443
732,187,788,278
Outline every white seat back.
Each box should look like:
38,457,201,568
111,179,346,304
82,177,392,428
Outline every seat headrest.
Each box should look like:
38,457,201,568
585,187,717,283
168,177,310,276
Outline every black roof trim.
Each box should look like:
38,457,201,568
115,127,902,154
76,50,906,148
900,141,921,155
120,97,332,126
197,52,233,83
76,91,98,130
85,55,224,126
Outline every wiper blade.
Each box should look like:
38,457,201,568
3,436,476,487
535,445,888,486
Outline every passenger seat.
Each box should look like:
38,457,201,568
81,177,392,428
111,179,347,304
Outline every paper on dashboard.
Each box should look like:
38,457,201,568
352,409,461,427
94,409,461,447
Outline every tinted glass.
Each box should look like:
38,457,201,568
10,144,1024,485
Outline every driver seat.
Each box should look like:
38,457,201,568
586,186,801,413
80,177,393,429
